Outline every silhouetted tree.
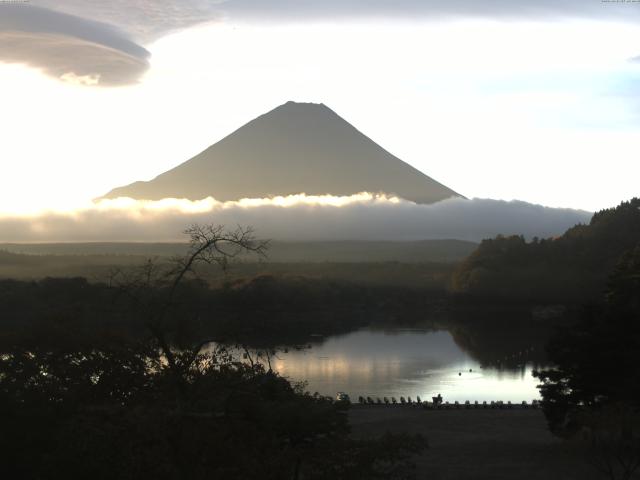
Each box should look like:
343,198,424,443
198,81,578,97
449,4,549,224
0,224,426,479
534,244,640,479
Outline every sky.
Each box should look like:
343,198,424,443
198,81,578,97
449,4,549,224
0,0,639,215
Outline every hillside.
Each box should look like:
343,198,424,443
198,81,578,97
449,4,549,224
452,198,640,303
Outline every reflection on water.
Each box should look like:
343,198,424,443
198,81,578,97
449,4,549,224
273,328,541,402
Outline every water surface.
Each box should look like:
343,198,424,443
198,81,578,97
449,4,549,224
272,328,541,402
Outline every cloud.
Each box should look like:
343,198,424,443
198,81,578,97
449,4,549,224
27,0,640,42
5,0,635,85
0,194,592,243
220,0,640,22
34,1,224,41
0,4,150,85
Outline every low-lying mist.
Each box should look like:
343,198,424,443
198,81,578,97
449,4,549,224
0,194,592,243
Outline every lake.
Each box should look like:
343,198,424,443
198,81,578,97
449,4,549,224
272,328,542,403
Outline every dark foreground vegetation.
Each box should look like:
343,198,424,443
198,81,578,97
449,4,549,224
1,346,425,479
0,226,427,479
533,244,640,480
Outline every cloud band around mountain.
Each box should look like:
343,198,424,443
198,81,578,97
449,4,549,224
0,194,592,243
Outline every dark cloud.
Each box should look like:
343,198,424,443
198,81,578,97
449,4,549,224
0,4,150,85
0,197,591,243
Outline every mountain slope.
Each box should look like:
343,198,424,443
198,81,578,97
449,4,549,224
103,101,461,204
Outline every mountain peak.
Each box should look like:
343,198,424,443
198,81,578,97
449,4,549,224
103,102,461,204
271,100,334,116
282,100,327,108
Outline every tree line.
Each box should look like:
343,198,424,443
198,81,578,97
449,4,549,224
452,198,640,304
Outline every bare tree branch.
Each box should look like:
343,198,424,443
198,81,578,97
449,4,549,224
107,223,269,408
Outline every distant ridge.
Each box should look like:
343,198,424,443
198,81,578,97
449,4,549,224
0,239,477,263
103,101,461,204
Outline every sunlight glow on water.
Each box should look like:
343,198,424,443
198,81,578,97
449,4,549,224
272,329,541,402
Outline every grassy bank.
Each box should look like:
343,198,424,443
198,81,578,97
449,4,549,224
349,406,593,480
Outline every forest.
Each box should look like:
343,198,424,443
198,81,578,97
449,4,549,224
452,198,640,304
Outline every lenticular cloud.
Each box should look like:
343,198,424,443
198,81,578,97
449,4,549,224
0,4,150,86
